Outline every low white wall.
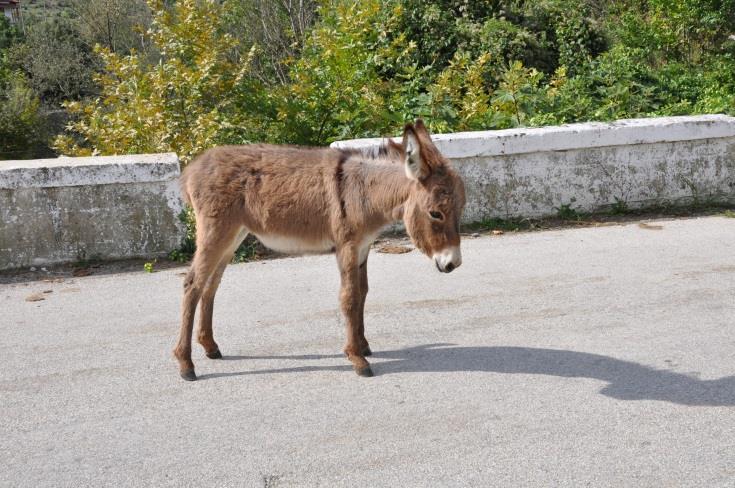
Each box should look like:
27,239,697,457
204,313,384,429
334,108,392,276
0,153,184,270
2,116,734,270
332,115,735,222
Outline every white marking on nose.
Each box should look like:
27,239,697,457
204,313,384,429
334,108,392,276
433,246,462,272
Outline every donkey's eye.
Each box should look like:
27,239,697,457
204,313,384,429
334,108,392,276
429,211,444,221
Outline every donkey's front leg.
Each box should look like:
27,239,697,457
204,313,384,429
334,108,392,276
357,259,371,357
337,246,373,377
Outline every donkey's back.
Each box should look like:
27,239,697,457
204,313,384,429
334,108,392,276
181,144,339,220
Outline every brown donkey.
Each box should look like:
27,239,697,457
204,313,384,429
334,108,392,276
174,120,466,380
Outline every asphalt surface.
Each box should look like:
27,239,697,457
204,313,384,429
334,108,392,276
1,216,734,487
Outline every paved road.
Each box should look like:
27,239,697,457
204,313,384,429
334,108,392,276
2,216,735,487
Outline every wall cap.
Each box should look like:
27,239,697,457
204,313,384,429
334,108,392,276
0,153,180,189
331,115,735,158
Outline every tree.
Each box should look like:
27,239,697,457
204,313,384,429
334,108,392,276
55,0,248,163
0,15,21,51
54,0,735,162
69,0,152,55
0,71,49,160
253,0,414,145
225,0,317,85
0,15,52,160
12,16,98,103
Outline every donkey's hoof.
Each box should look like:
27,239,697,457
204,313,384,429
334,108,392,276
180,369,197,381
362,346,372,356
356,366,374,377
206,349,223,359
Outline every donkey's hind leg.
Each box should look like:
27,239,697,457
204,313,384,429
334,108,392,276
174,218,242,381
197,228,249,359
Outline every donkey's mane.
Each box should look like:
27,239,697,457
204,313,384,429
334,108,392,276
340,138,400,164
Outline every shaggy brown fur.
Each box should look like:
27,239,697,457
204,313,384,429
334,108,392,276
174,120,466,380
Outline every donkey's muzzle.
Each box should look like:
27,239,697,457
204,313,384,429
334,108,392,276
434,246,462,273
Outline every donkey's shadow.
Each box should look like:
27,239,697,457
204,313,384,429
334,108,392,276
201,343,735,406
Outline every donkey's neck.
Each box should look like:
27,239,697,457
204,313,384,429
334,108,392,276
356,161,414,225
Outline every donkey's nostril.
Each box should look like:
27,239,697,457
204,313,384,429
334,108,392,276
445,262,455,273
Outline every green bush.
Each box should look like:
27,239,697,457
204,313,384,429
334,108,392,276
0,71,49,160
45,0,735,158
55,0,247,162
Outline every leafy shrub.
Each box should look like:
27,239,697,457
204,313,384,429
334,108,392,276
52,0,735,159
14,16,99,103
0,71,49,160
55,0,249,163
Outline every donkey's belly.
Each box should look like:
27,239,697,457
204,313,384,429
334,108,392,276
254,233,335,255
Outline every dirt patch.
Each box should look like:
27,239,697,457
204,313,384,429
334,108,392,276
376,244,413,254
638,222,664,230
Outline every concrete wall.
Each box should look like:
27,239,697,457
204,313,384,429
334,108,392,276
332,115,735,222
0,153,184,270
2,115,734,270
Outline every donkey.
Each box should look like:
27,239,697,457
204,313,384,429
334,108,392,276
174,119,466,380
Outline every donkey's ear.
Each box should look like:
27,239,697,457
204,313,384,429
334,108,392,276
413,119,439,151
403,123,430,181
414,118,429,134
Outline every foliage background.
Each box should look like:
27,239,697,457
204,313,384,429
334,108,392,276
2,0,735,162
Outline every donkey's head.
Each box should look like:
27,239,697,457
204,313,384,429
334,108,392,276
395,120,466,273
